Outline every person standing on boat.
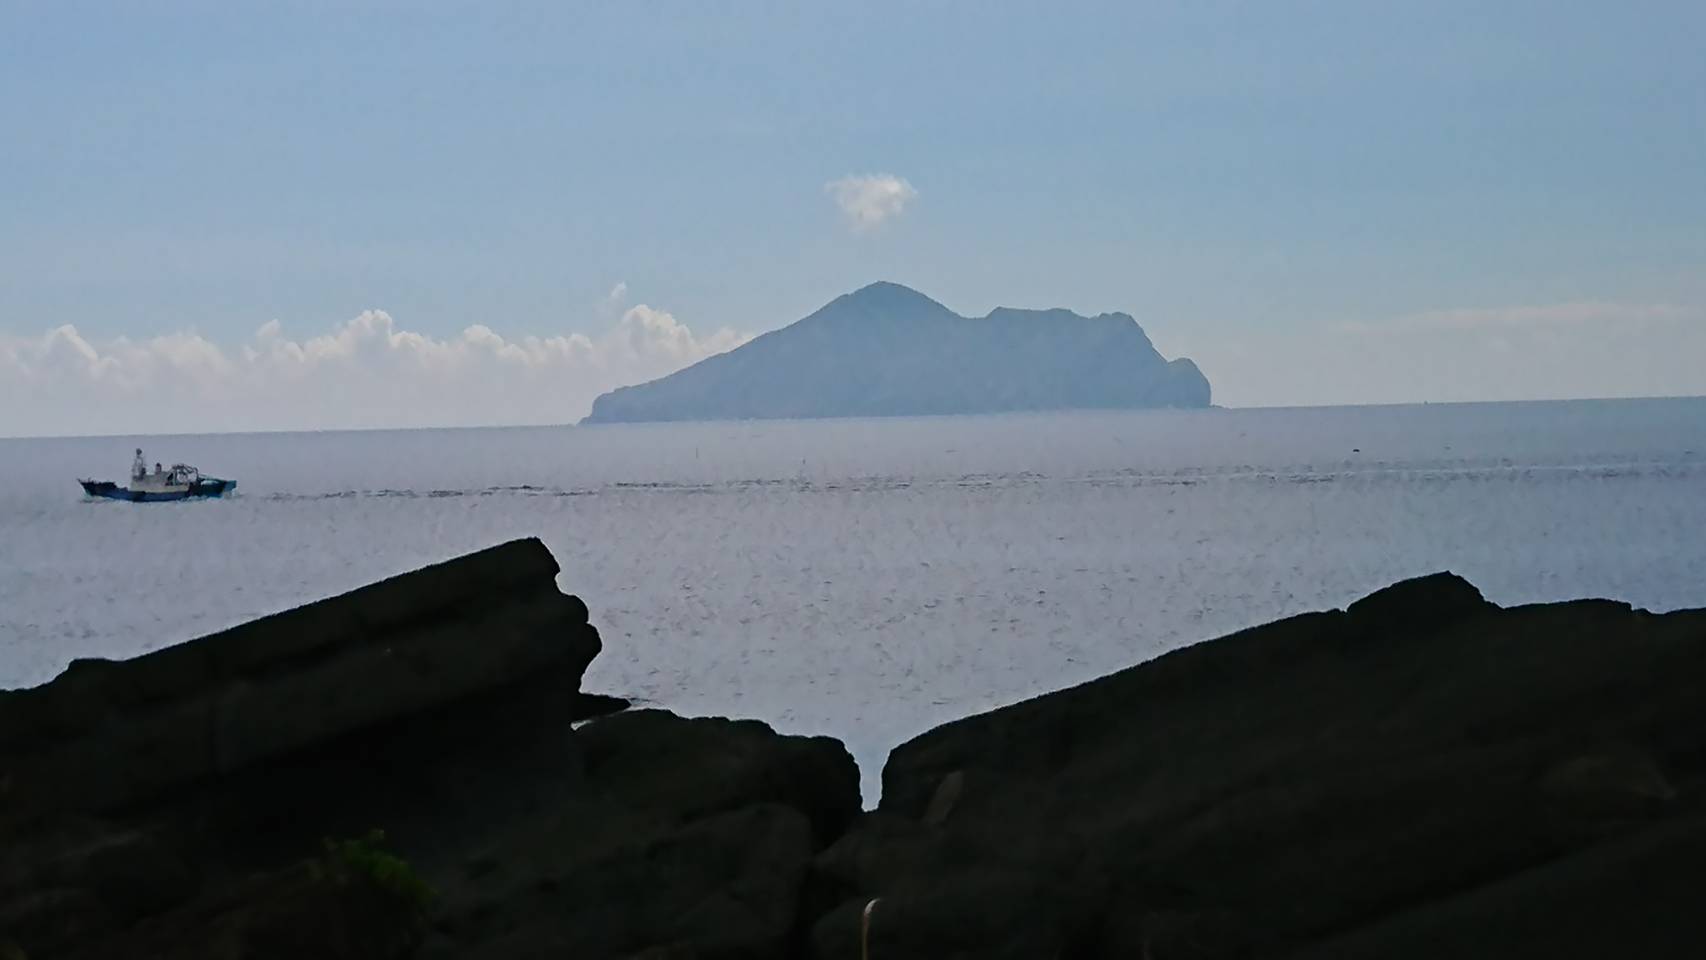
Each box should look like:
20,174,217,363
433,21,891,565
132,449,146,481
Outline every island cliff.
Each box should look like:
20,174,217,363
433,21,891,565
583,282,1211,424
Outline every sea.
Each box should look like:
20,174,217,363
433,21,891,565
5,398,1706,802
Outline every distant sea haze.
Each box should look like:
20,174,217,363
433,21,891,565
5,398,1706,799
583,282,1210,423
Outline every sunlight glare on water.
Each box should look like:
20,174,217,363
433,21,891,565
5,399,1706,801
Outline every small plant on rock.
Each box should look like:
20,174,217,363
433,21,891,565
315,828,435,911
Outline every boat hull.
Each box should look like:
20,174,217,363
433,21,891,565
79,478,237,502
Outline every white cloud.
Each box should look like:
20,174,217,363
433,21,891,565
825,173,918,231
0,304,749,437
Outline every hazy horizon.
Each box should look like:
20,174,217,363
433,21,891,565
7,392,1706,443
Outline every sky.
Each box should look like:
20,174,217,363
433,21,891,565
2,1,1703,436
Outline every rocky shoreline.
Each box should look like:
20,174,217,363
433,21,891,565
4,539,1705,958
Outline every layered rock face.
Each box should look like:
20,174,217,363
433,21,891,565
5,545,1706,959
809,575,1706,958
424,710,858,959
0,537,601,823
0,538,861,960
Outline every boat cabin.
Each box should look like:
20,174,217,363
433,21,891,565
130,449,202,493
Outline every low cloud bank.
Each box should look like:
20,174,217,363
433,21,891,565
1,305,748,437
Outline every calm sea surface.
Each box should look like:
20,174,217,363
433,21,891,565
5,399,1706,801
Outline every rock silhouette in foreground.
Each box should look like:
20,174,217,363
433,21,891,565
0,537,603,823
0,541,858,960
582,281,1211,423
6,548,1706,959
809,574,1706,958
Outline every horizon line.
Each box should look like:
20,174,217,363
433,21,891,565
4,393,1704,443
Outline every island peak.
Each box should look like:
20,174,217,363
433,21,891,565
582,284,1211,423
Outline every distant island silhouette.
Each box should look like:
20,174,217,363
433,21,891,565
581,282,1211,424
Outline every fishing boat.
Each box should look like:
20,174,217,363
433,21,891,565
78,448,237,502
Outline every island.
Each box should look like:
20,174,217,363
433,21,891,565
581,281,1211,424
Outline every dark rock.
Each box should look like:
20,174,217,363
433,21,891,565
11,549,1706,959
812,869,1086,960
0,817,197,955
1343,570,1493,634
447,803,815,960
1289,812,1706,960
427,710,862,960
0,539,869,960
62,859,428,960
575,710,861,844
154,652,601,874
0,540,613,958
0,537,600,824
577,692,634,718
622,946,701,960
0,889,110,959
810,573,1706,958
920,768,964,825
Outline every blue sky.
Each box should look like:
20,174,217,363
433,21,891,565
3,1,1703,434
